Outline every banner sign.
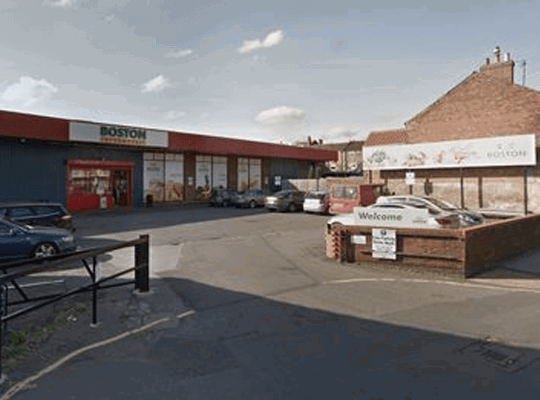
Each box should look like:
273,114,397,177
70,122,168,148
363,134,536,170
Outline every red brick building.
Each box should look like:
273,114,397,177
364,47,540,213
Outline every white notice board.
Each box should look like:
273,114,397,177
372,228,396,260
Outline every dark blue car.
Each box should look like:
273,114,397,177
0,218,77,262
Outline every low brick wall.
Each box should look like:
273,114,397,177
326,214,540,278
464,214,540,276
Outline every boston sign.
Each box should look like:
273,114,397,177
70,121,168,148
100,126,146,140
363,134,536,170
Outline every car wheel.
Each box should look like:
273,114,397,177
288,203,297,212
249,200,256,209
33,243,58,258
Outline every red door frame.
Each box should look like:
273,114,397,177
66,160,134,211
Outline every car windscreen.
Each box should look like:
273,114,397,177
2,218,29,230
423,197,458,211
274,191,289,197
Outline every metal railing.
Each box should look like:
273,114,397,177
0,234,150,378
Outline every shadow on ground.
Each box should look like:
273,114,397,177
3,270,540,399
73,205,269,236
472,247,540,280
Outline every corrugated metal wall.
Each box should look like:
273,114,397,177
0,137,144,207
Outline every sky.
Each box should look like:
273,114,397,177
1,0,540,145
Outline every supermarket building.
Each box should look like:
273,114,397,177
0,110,337,212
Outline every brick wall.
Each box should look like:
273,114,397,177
404,60,540,143
325,213,540,278
227,155,238,191
465,214,540,275
184,153,196,201
380,166,534,212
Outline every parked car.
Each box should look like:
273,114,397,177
209,189,237,207
0,218,77,262
375,195,484,227
234,190,266,208
327,203,461,229
265,190,306,212
0,202,76,232
303,191,330,214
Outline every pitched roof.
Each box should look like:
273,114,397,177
308,140,364,151
364,130,409,147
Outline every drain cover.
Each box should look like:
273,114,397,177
457,342,534,373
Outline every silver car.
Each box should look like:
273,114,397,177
375,195,484,227
234,190,266,208
303,192,329,214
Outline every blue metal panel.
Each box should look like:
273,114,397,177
270,159,300,179
0,137,144,207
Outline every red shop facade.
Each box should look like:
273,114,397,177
66,160,135,212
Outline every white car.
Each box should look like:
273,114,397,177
303,192,329,214
327,203,461,229
375,195,483,227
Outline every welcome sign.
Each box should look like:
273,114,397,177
70,121,168,148
353,207,432,228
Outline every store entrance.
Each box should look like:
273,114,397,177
67,160,134,212
112,170,129,207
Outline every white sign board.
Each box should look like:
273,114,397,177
351,235,367,245
364,134,536,170
372,228,396,259
70,122,168,148
353,207,432,228
405,172,415,185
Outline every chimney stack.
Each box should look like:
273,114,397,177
493,46,501,63
479,46,514,85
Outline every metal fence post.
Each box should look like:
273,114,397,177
0,281,6,380
135,234,150,293
91,256,98,327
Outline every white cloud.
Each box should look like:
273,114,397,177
141,75,170,93
165,110,186,120
238,30,285,54
105,14,115,23
1,76,58,106
165,49,193,58
320,125,365,142
44,0,76,8
255,106,306,125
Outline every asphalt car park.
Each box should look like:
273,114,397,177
9,205,540,398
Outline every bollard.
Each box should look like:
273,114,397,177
135,234,150,293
